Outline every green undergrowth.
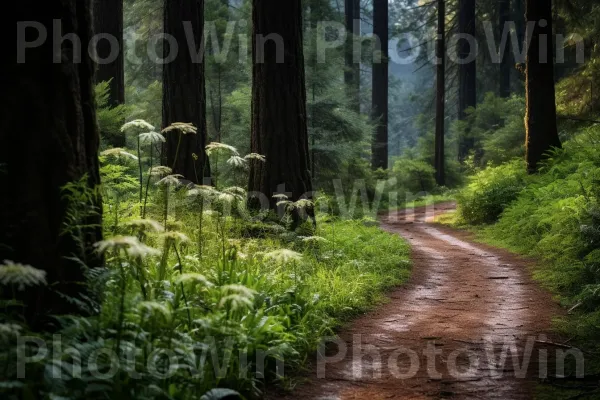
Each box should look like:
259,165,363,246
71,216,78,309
0,121,410,400
449,125,600,398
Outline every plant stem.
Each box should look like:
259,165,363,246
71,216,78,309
198,200,204,259
172,132,183,171
142,146,153,219
137,135,143,212
163,183,169,230
173,243,192,327
115,251,126,355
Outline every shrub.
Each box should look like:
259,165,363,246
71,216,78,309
457,160,527,225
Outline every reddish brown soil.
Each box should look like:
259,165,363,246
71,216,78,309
268,203,564,400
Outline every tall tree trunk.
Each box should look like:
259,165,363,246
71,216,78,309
457,0,476,161
3,0,103,325
94,0,126,147
525,0,561,173
345,0,361,113
163,0,211,184
435,0,446,186
249,0,313,217
371,0,389,170
499,0,511,98
514,0,525,50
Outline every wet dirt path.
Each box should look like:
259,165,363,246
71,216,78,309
272,203,562,400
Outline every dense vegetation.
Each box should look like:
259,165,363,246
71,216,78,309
1,120,410,398
5,0,600,398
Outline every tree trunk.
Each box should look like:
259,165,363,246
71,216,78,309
345,0,361,113
435,0,446,186
2,0,103,325
514,0,525,50
499,0,511,98
94,0,126,148
163,0,211,184
249,0,313,216
525,0,561,173
371,0,389,170
457,0,476,161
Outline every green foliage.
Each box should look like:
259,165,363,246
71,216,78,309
450,93,526,166
0,121,411,399
457,125,600,343
391,157,436,193
96,82,131,146
456,159,527,225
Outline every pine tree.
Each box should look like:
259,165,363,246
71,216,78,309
163,0,211,183
2,0,103,324
525,0,561,172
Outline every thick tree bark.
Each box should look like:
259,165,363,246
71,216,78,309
457,0,476,161
371,0,389,170
435,0,446,186
94,0,126,147
345,0,361,113
499,0,511,98
163,0,211,183
525,0,561,173
3,0,103,324
249,0,313,214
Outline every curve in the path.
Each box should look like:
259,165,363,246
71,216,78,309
270,203,561,400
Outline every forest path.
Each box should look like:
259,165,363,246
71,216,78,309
273,203,562,400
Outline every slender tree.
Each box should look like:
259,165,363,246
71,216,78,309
435,0,446,186
499,0,512,98
371,0,389,170
94,0,126,147
163,0,211,183
249,0,314,217
345,0,361,112
3,0,103,324
457,0,476,161
525,0,561,173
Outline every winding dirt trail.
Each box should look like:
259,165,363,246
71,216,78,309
271,203,563,400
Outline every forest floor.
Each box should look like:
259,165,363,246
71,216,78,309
270,203,565,400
